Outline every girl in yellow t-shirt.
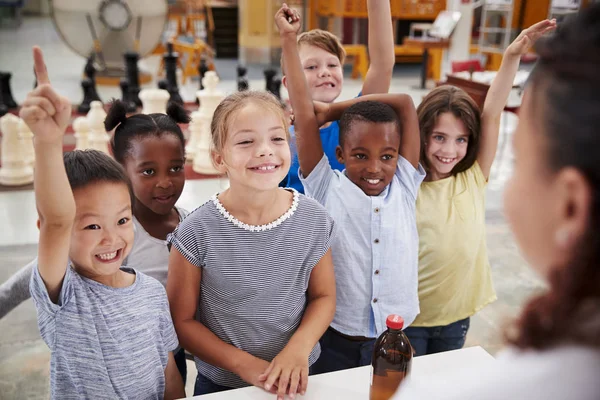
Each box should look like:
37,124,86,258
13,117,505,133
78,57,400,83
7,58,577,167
403,19,557,356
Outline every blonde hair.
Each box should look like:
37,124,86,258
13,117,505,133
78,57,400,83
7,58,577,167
210,91,289,156
280,29,346,74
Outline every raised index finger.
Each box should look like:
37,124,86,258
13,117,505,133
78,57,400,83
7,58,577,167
33,46,50,85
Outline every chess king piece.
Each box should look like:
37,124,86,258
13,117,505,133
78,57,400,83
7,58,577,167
18,118,35,168
0,114,34,186
73,116,91,151
192,71,223,174
78,57,102,113
237,65,249,92
87,101,110,155
0,72,18,109
163,43,183,105
124,51,142,107
139,88,170,115
120,79,137,113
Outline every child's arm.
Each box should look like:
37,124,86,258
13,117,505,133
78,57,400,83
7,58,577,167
277,4,323,178
260,249,336,400
163,351,185,400
317,93,420,168
478,19,556,179
19,47,74,304
361,0,395,95
0,260,35,319
167,248,275,390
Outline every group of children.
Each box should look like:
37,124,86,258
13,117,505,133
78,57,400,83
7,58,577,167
2,1,558,398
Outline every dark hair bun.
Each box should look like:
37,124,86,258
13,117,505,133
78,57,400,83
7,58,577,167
166,102,191,124
104,99,128,131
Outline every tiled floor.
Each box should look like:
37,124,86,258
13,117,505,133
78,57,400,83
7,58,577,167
0,17,542,399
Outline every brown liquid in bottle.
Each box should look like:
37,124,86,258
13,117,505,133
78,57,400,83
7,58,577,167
369,315,412,400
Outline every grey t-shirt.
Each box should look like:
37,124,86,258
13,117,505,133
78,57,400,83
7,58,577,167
30,263,178,399
169,190,334,388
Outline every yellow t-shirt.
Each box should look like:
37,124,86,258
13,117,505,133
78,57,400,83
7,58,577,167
412,162,496,327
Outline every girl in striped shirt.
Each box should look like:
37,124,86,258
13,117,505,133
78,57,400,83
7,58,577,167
167,88,336,399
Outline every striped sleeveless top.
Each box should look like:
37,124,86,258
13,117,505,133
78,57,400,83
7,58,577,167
169,189,334,388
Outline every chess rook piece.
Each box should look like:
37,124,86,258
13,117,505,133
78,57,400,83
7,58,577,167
119,79,137,113
237,65,249,92
163,44,183,105
264,68,276,94
18,118,35,168
0,114,34,186
73,116,91,151
139,88,170,115
192,71,223,174
87,101,110,155
0,72,18,109
124,51,142,107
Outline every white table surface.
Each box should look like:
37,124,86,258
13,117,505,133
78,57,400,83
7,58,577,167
190,346,495,399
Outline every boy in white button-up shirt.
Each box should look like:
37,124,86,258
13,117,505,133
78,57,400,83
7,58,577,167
278,3,425,375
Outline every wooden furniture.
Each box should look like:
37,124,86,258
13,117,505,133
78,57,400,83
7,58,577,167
343,44,369,80
404,37,450,89
441,75,491,110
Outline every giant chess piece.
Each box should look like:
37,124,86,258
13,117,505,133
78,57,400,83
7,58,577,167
140,88,170,115
87,101,110,155
264,68,277,94
78,56,102,113
192,71,223,174
124,51,142,107
237,65,249,92
196,59,210,105
119,79,137,113
0,72,18,109
0,95,7,117
0,114,34,186
73,116,91,151
271,77,282,100
163,43,183,105
18,118,35,168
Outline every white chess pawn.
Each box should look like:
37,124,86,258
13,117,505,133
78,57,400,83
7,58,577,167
193,71,223,175
139,88,170,115
73,116,91,151
185,110,202,160
0,114,34,186
18,118,35,168
87,101,110,155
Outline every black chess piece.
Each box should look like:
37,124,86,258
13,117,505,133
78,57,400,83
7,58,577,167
270,77,282,100
162,43,183,105
84,55,96,81
77,80,95,114
119,79,137,113
237,65,249,92
198,59,209,91
264,68,277,94
123,51,142,107
0,91,7,117
0,72,18,109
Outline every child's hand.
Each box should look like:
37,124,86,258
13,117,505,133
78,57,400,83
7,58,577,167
275,3,301,38
237,355,278,392
19,46,71,144
505,19,557,57
314,101,331,127
259,345,309,400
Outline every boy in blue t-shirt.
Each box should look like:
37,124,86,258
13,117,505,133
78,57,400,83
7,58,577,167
281,0,395,193
21,47,184,399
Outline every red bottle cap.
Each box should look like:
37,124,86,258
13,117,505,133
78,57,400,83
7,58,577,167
386,314,404,330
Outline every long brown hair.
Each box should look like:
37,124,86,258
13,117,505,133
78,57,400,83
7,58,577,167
416,85,481,175
508,5,600,350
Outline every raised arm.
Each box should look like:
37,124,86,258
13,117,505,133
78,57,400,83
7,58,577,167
167,248,274,390
0,260,35,319
478,19,556,179
318,93,420,168
277,4,323,177
19,47,74,304
361,0,395,95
